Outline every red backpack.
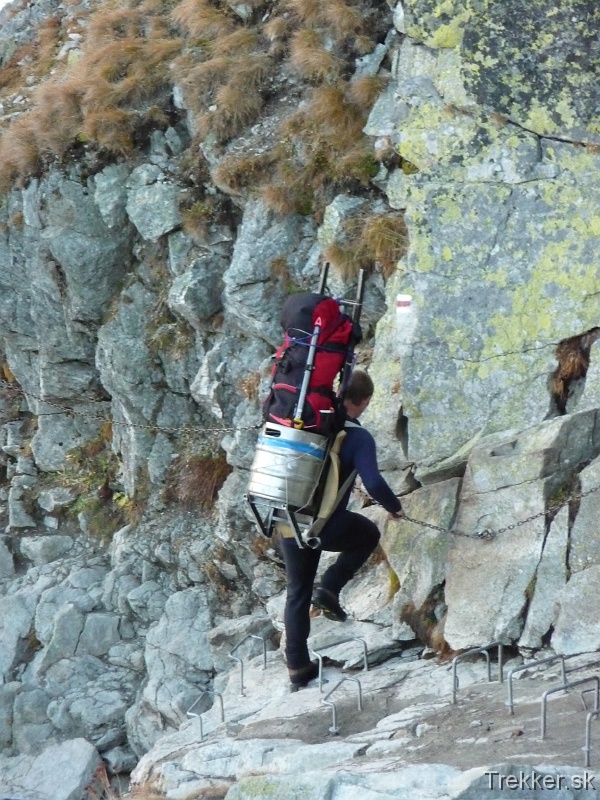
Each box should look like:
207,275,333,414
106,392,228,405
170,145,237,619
262,293,361,435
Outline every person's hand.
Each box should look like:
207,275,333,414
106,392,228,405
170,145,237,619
388,509,405,521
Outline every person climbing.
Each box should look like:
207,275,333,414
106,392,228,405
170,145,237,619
279,369,404,688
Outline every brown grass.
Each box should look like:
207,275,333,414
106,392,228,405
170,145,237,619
212,151,275,194
551,328,600,414
305,84,363,131
166,451,232,511
0,0,390,212
170,0,234,39
85,7,147,44
290,29,342,82
0,117,42,192
361,214,408,277
401,598,455,660
28,79,84,155
182,56,231,104
0,17,62,91
210,27,257,58
283,0,322,25
323,212,408,280
264,15,291,41
82,109,137,156
353,34,377,55
32,17,62,78
348,74,388,112
0,13,182,183
260,78,381,215
190,51,272,139
237,372,261,402
323,0,363,39
261,180,315,216
212,81,264,139
181,198,216,240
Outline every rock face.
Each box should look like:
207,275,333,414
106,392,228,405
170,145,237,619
367,11,600,466
0,0,600,796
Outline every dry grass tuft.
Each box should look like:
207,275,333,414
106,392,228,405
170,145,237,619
304,84,365,137
181,198,216,240
86,7,147,44
0,117,42,192
213,151,275,194
348,74,388,112
323,0,363,39
360,213,409,276
170,0,233,39
290,29,341,82
283,0,322,25
166,451,232,511
82,109,137,156
209,27,257,58
237,371,261,402
261,180,314,216
323,211,408,280
353,34,376,55
32,17,62,78
264,15,291,41
551,328,600,414
28,79,84,155
261,76,383,216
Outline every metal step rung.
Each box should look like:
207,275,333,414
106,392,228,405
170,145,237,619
451,641,504,704
541,675,600,739
186,690,225,742
228,634,268,697
507,654,567,716
584,708,600,767
311,637,368,692
321,677,363,735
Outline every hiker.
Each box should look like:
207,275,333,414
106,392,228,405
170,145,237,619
279,370,404,688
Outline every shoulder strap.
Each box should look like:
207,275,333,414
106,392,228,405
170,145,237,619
305,428,357,538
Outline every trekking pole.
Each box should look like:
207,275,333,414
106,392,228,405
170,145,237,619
293,322,321,428
318,262,330,295
353,269,365,323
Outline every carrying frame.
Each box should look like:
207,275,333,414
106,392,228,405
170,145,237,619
246,264,365,548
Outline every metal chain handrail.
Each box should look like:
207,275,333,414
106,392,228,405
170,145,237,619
0,379,261,435
2,379,600,541
403,482,600,541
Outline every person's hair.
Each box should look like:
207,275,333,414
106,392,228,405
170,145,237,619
345,370,374,405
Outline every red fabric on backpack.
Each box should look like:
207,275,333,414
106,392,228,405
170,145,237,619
263,293,359,434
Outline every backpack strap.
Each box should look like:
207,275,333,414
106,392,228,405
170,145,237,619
303,421,359,539
275,420,360,546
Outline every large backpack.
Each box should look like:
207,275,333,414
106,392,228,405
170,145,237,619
262,292,361,435
246,268,366,549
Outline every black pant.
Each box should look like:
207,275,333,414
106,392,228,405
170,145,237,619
279,510,380,669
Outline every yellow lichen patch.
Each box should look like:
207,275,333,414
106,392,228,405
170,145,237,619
523,100,559,136
406,1,471,50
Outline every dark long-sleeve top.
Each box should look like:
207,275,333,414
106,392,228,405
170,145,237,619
338,418,402,514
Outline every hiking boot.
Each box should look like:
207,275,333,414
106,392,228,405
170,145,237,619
288,661,319,689
312,586,347,622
